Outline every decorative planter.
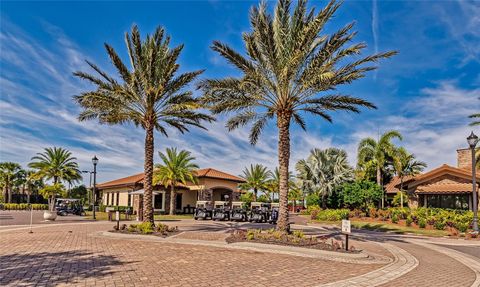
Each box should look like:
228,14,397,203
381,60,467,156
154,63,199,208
43,211,57,221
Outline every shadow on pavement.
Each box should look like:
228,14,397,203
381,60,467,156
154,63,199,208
0,250,132,286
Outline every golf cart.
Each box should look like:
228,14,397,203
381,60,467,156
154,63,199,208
212,201,230,221
249,202,271,223
268,202,279,224
55,198,86,216
194,201,213,220
230,201,248,222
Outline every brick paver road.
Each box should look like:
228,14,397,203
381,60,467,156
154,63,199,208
0,222,382,287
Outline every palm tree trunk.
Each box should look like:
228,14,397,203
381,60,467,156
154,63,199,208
143,123,155,224
400,177,404,208
2,186,7,203
254,188,258,201
169,184,176,215
377,166,384,208
277,113,291,233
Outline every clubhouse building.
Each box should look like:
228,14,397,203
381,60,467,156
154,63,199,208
97,168,245,214
386,148,479,210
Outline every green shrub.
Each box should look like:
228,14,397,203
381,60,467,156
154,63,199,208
293,230,304,238
406,215,413,227
418,218,427,228
391,214,399,224
137,222,154,234
1,203,48,210
434,221,446,230
316,209,349,221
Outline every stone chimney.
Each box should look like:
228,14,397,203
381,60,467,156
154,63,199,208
457,148,476,170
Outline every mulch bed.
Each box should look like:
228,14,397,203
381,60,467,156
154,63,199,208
226,230,360,253
109,229,180,238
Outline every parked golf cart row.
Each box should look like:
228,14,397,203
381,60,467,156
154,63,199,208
55,198,86,216
194,201,279,224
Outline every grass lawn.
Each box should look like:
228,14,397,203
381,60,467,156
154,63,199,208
306,216,450,237
84,211,193,221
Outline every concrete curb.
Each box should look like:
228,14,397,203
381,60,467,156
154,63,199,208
317,243,419,287
98,231,392,265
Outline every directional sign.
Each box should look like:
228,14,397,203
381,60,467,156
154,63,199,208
341,219,351,234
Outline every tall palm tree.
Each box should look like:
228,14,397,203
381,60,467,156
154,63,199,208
153,147,198,215
28,147,81,209
0,162,23,203
265,167,296,202
239,164,272,201
74,25,213,223
357,130,402,207
22,170,44,203
296,148,353,208
199,0,396,232
392,147,426,207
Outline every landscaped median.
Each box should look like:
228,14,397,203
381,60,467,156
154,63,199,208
0,203,48,210
302,206,476,238
102,225,392,265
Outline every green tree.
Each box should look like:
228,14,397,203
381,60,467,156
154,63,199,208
296,148,353,208
22,170,44,203
240,191,255,208
28,147,82,186
199,0,396,231
154,148,198,215
0,162,23,203
70,185,89,204
357,130,402,207
341,180,382,210
39,183,66,211
239,164,272,201
392,147,426,207
74,26,213,224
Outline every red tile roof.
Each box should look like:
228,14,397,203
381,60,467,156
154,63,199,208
97,168,244,189
385,175,416,194
416,183,477,194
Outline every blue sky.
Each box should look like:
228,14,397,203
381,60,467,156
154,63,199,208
0,0,479,184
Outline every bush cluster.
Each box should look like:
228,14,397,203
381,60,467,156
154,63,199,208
309,207,472,232
124,222,178,235
0,203,48,210
312,209,349,221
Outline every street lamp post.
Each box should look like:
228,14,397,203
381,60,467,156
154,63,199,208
92,156,99,220
467,132,479,233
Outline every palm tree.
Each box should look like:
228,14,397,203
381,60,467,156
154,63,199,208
199,0,396,232
28,147,81,210
392,147,426,208
0,162,23,203
153,147,198,215
296,148,353,208
23,170,44,203
357,130,402,207
74,26,213,223
239,164,272,201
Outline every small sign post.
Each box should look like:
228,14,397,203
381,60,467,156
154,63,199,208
115,210,120,230
341,219,351,251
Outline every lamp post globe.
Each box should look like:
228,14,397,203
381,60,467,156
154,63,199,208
467,132,478,233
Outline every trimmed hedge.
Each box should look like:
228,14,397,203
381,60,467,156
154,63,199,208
308,207,473,232
0,203,49,210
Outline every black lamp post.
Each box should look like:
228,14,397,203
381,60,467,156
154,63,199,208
92,156,99,220
467,132,479,233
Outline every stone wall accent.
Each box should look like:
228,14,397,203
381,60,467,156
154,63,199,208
457,148,478,170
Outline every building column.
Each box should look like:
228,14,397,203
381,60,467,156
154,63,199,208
423,195,427,208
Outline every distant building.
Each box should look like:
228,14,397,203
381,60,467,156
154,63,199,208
97,168,245,214
386,148,479,210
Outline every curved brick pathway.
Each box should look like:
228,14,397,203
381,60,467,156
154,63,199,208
2,219,480,287
0,222,383,287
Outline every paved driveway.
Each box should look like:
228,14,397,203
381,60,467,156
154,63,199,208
1,218,479,287
0,211,89,227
